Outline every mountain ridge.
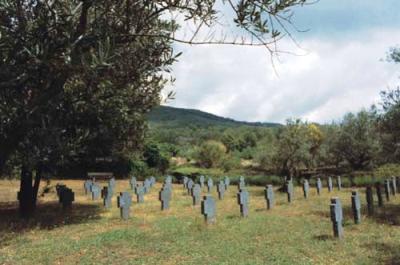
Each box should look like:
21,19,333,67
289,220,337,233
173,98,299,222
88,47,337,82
147,105,281,128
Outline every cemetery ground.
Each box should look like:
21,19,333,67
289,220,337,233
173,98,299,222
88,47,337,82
1,179,400,264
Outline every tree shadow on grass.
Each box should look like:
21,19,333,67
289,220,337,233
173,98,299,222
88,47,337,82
364,242,400,265
341,203,400,226
313,234,333,241
0,201,103,246
311,203,400,227
368,204,400,226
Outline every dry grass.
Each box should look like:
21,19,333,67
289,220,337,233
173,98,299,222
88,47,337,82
1,179,400,265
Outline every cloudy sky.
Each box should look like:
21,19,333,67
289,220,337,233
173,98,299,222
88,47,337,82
165,0,400,124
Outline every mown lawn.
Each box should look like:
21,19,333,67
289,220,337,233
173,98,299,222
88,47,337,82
0,179,400,265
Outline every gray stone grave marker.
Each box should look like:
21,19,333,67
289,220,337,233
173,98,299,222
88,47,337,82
136,185,145,203
59,188,74,209
337,176,342,191
101,186,108,199
150,176,156,187
375,182,383,207
56,184,67,202
187,179,194,195
199,175,205,188
330,197,343,239
384,179,390,201
224,176,230,190
130,177,137,191
264,185,274,209
102,186,113,209
238,176,245,190
159,186,172,210
351,190,361,224
144,179,151,194
391,176,397,196
192,184,202,206
201,195,216,224
108,178,116,191
316,178,322,195
207,178,213,193
84,180,93,195
165,175,172,185
90,183,101,200
303,180,309,199
286,180,294,203
327,177,333,192
117,192,132,220
183,176,189,189
237,189,249,217
366,186,374,216
217,181,225,200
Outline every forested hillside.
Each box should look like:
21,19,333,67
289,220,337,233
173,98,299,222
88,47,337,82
147,106,281,128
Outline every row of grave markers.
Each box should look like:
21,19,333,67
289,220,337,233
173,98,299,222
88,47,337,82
55,174,399,239
330,176,399,239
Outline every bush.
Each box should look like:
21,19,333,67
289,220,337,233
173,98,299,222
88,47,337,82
196,140,227,168
144,143,170,174
374,164,400,179
220,155,240,172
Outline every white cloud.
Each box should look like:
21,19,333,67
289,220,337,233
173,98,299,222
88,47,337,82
165,29,400,123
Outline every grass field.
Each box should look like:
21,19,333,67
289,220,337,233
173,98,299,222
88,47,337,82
1,179,400,265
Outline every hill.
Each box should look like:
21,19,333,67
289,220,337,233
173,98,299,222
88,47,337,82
147,106,281,128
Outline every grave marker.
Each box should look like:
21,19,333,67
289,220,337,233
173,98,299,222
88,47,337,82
238,176,246,190
117,192,132,220
108,178,116,191
201,195,216,224
183,176,189,189
286,180,294,203
391,176,397,196
136,185,145,203
351,191,361,224
217,181,225,200
159,186,172,210
207,178,213,193
316,178,322,195
337,176,342,191
237,189,249,217
90,183,101,200
56,184,67,202
59,188,74,209
375,182,383,207
150,176,156,187
366,186,374,216
384,179,390,201
264,185,274,209
199,175,205,188
143,179,151,194
165,175,172,185
224,176,230,190
303,180,309,199
187,179,194,195
101,186,108,199
192,184,202,206
129,177,137,191
330,197,343,239
84,180,93,195
327,177,333,192
103,186,113,209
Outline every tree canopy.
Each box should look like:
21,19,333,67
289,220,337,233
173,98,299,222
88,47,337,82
0,0,311,217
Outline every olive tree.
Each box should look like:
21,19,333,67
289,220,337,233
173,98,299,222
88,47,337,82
0,0,310,217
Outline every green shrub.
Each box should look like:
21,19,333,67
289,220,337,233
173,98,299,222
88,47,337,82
196,140,227,168
220,155,240,172
374,164,400,179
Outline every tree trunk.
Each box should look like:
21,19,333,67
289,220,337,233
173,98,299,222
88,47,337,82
19,167,34,218
32,166,42,208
